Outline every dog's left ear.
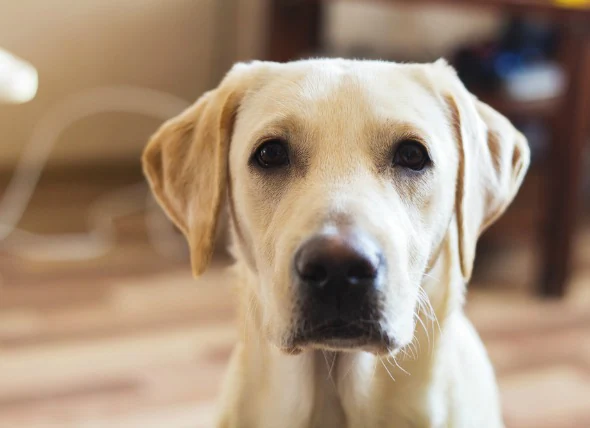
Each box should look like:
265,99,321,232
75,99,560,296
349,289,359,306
142,62,270,277
435,59,530,282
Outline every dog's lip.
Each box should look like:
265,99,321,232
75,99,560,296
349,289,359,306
309,319,372,338
291,319,395,352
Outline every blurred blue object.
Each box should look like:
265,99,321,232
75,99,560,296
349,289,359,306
453,16,560,95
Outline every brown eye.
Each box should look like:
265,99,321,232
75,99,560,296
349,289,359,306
254,139,289,168
393,140,430,171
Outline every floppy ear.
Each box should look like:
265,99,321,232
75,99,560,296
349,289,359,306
438,61,530,282
142,62,268,277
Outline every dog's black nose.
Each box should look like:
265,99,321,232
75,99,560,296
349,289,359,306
294,231,382,302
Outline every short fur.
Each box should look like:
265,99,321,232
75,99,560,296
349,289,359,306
143,59,529,428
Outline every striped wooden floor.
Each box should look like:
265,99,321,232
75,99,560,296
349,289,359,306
1,176,589,428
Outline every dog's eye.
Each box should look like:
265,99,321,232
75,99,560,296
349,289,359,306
393,140,430,171
254,139,289,168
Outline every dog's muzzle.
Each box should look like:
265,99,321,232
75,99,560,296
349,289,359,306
291,228,392,351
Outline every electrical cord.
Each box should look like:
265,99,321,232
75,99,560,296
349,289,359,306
0,86,189,262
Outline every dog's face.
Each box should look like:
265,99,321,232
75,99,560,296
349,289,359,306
229,61,460,353
143,59,529,355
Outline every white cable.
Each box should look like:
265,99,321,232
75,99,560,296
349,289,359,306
0,86,190,261
3,183,146,261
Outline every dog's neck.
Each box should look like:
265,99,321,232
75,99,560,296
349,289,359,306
223,233,465,428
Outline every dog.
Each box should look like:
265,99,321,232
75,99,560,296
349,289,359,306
142,58,529,428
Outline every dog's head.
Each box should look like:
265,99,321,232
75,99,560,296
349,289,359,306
143,59,529,355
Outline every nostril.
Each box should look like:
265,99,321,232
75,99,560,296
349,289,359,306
347,259,378,282
300,262,328,284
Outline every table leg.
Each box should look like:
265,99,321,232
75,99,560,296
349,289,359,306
267,0,323,62
540,26,590,297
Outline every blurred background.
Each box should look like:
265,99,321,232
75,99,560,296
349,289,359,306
1,1,590,427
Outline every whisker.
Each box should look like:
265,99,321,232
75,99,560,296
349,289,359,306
328,352,337,380
342,356,355,382
370,355,379,384
416,285,441,355
422,272,441,282
322,351,337,387
389,353,411,376
419,285,442,337
321,350,330,371
399,348,412,361
408,336,418,360
380,357,396,383
415,312,431,352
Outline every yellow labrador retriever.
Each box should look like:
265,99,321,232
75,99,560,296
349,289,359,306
142,59,529,428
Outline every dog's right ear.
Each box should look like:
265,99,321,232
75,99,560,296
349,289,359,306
142,62,270,277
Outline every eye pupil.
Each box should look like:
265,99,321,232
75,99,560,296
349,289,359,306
255,140,289,168
394,140,429,170
402,146,420,161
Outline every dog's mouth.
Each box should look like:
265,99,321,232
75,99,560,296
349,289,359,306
290,318,394,353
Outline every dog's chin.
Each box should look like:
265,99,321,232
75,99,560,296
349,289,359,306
284,321,397,355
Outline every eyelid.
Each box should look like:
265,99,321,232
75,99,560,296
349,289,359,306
395,136,432,158
251,134,289,157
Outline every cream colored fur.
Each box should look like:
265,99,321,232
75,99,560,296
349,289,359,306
142,59,530,428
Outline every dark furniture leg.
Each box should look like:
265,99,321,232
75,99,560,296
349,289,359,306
540,26,590,297
267,0,323,62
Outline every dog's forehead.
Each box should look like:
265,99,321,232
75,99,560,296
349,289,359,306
238,60,448,137
293,61,433,103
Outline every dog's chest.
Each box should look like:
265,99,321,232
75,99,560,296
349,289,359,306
309,374,347,427
307,353,349,428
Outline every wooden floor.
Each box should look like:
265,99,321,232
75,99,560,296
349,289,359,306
1,176,590,428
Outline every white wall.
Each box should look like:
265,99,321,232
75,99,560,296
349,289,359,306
0,0,223,168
